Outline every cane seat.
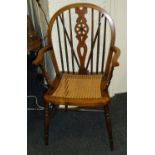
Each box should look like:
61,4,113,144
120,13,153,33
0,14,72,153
43,74,110,106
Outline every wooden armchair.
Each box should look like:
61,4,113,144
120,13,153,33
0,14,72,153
33,3,120,151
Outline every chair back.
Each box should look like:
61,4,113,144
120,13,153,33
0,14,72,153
47,3,116,75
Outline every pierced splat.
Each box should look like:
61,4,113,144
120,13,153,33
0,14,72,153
75,7,89,73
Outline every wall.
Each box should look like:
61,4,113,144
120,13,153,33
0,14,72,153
110,0,127,95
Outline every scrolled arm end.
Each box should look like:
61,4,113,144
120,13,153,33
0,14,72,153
111,46,121,67
32,45,52,65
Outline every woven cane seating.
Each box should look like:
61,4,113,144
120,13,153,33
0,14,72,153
33,3,120,151
44,74,110,106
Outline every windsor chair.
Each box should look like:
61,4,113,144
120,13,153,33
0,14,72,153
33,3,120,151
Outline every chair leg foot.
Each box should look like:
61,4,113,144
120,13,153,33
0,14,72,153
44,102,49,145
65,105,68,112
45,135,48,145
109,139,114,151
104,105,114,151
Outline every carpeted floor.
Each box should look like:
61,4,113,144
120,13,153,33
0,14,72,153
27,54,127,155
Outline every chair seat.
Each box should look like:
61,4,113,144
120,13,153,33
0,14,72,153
43,74,110,106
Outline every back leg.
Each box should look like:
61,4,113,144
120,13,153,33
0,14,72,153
104,104,114,151
44,101,49,145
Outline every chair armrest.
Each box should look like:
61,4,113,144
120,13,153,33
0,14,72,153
101,46,121,91
32,45,53,87
32,45,52,65
111,46,120,67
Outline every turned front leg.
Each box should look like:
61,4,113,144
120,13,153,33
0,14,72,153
104,105,114,151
